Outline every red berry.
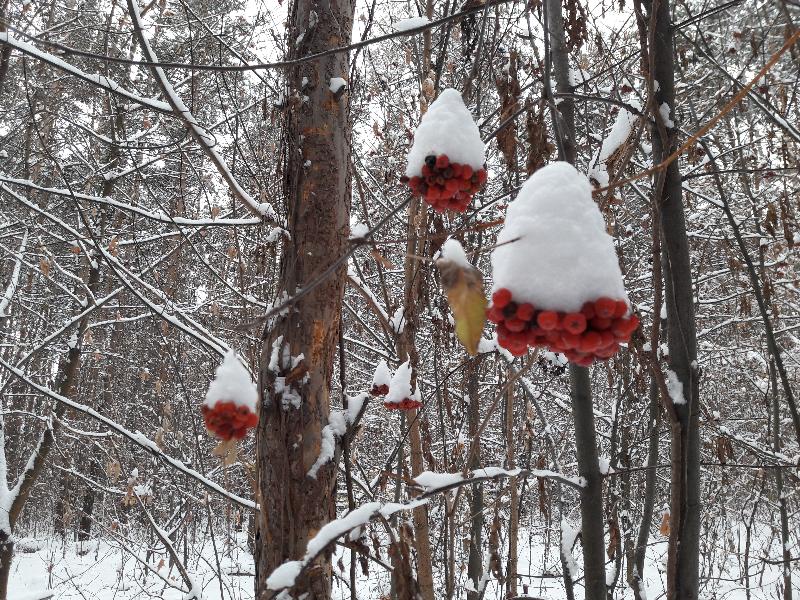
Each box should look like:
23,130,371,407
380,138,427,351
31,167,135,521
613,300,628,319
594,297,617,319
451,163,463,178
477,169,487,183
492,289,512,308
487,306,505,323
516,303,535,321
506,318,526,333
599,330,615,348
576,355,594,367
461,164,473,179
580,302,596,320
590,317,612,330
545,330,562,345
579,331,602,352
596,343,619,359
562,331,582,349
435,154,449,169
610,319,629,339
537,311,559,331
421,164,432,177
562,312,587,334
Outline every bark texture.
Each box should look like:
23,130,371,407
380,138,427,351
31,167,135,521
254,0,354,596
645,1,702,597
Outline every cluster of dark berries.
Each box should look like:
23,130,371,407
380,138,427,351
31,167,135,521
487,289,640,366
370,383,389,396
382,398,423,411
401,154,487,213
202,401,258,440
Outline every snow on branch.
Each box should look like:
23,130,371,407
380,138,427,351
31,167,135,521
266,498,426,592
0,229,27,317
0,177,263,227
126,0,275,221
4,185,231,357
134,491,202,599
0,357,257,510
414,466,586,495
0,33,172,113
307,393,369,478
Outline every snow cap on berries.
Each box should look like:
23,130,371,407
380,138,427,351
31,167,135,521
491,162,629,313
385,359,415,405
372,359,392,389
405,88,485,178
204,350,258,412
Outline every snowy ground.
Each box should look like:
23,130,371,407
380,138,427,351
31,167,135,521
9,528,792,599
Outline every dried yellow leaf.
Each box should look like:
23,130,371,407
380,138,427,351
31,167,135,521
437,258,487,355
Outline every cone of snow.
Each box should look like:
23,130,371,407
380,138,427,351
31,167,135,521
202,351,259,440
488,162,639,365
383,359,422,411
402,88,487,213
370,359,392,396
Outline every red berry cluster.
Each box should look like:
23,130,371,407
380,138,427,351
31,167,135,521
487,289,640,366
402,154,487,213
370,384,422,411
370,383,389,396
202,401,258,441
383,398,423,411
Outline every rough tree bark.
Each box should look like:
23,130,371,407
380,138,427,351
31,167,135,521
254,0,354,596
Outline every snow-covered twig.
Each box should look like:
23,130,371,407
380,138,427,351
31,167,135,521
0,229,27,318
414,466,586,495
126,0,273,221
134,491,202,599
265,498,426,593
0,358,257,510
0,33,171,112
0,177,263,227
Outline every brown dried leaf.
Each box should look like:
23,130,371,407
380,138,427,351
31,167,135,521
212,439,239,466
659,511,670,537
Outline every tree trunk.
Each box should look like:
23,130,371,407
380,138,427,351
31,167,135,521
505,377,519,599
643,0,702,597
254,0,354,596
545,0,606,596
466,362,483,600
569,364,608,600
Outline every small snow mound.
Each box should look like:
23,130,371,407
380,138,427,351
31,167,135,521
204,351,258,411
439,238,471,268
329,77,347,94
405,88,485,178
350,222,369,239
372,359,392,388
385,360,416,405
491,162,628,313
395,16,430,32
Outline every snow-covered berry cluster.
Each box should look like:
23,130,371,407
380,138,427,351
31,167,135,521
202,402,259,440
370,359,422,411
487,289,639,365
202,351,259,441
403,153,487,212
